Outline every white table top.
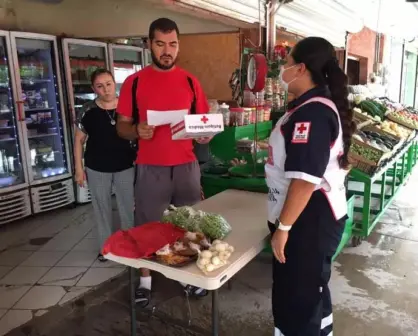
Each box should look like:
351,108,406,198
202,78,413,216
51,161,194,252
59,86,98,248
105,189,269,290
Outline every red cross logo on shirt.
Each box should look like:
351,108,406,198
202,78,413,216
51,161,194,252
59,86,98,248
292,121,311,144
201,116,209,124
297,123,307,134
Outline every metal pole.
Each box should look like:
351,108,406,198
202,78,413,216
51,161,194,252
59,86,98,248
343,32,349,74
413,51,418,108
130,267,137,336
399,42,406,104
268,0,279,59
212,290,219,336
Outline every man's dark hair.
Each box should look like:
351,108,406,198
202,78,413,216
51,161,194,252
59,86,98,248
148,18,180,41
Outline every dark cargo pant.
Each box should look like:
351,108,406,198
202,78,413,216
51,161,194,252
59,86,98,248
134,161,202,225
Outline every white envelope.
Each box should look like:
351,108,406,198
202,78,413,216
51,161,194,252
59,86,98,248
147,109,188,126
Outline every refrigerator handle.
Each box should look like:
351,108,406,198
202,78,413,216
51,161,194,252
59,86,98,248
16,100,25,121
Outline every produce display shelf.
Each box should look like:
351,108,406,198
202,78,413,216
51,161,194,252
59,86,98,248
332,194,355,261
201,173,267,199
348,140,415,245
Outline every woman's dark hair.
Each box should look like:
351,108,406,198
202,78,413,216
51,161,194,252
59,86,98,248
291,37,356,170
149,18,180,41
90,68,114,85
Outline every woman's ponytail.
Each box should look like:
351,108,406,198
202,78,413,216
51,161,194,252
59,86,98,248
292,37,355,170
325,59,356,170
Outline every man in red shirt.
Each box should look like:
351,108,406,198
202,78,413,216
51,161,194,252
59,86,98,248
116,18,211,306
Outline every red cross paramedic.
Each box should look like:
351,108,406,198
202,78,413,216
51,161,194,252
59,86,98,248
116,17,211,307
265,37,355,336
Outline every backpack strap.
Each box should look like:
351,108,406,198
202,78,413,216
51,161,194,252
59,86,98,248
187,76,197,115
132,77,139,124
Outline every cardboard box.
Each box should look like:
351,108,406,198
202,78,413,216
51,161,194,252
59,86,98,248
171,114,224,140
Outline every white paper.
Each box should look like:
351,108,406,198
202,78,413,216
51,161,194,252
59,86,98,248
147,109,188,126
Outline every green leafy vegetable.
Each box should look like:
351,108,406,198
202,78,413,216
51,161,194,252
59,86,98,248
161,206,232,240
198,213,232,240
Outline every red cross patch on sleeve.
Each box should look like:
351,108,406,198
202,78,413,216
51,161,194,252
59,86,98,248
291,122,311,144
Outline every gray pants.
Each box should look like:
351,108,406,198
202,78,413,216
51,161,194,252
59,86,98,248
86,167,135,251
134,161,201,225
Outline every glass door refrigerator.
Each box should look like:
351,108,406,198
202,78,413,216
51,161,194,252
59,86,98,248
10,32,74,214
0,31,31,225
61,39,109,204
108,44,144,95
144,49,152,66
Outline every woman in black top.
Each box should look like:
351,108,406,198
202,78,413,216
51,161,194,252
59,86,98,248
74,69,135,261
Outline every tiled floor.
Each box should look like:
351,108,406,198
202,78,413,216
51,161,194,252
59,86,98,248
0,204,126,336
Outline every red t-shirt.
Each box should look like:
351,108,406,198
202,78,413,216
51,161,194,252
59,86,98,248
117,66,209,166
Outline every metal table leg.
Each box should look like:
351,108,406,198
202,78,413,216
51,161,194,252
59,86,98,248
130,267,137,336
212,289,219,336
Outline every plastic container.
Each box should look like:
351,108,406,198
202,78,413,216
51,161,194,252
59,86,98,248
273,78,281,94
252,107,257,124
243,89,256,107
264,106,271,121
265,78,273,95
257,109,264,122
219,103,230,126
243,108,252,125
208,99,219,114
230,107,244,126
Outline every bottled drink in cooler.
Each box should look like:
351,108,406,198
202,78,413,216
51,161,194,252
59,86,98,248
40,88,48,108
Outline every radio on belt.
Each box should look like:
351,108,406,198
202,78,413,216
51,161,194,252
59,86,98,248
171,114,224,140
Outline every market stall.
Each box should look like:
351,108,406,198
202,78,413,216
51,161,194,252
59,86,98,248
347,92,418,245
200,48,418,257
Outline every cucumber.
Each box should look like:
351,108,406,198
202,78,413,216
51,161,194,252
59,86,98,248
373,101,387,114
360,101,379,117
361,101,384,119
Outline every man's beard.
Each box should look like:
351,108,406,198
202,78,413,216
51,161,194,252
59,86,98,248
151,50,176,70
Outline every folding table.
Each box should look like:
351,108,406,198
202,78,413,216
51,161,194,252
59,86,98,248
105,189,270,336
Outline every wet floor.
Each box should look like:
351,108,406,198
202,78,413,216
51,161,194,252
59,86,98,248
3,173,418,335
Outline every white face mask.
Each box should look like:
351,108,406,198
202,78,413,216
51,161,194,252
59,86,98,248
278,64,298,92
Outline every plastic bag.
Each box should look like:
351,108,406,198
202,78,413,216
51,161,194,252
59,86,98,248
198,213,232,240
161,206,201,232
196,241,234,274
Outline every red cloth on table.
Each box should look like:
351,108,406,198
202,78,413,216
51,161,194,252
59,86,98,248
102,222,185,259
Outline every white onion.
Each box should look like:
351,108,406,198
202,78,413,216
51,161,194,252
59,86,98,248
206,264,215,272
201,250,212,259
200,258,210,266
215,243,227,252
211,256,221,266
218,251,229,261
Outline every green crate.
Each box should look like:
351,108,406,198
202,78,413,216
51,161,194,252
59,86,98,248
210,122,272,163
